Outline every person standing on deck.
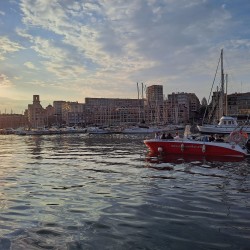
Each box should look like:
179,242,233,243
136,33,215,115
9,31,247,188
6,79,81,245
174,132,180,140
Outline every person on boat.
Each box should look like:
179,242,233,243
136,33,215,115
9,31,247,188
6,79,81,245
155,132,161,139
215,134,224,142
174,132,180,140
203,136,209,142
166,133,174,139
160,133,167,139
209,134,215,142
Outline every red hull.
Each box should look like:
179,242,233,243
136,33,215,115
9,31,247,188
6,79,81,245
144,139,247,158
146,152,245,163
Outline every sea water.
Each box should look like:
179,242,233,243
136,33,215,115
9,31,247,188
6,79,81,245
0,134,249,249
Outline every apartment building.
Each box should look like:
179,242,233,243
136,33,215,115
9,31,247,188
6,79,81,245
145,85,164,124
45,104,55,127
227,92,250,116
85,97,144,125
146,85,164,103
53,101,66,125
166,92,200,124
189,93,201,121
62,102,85,126
0,114,28,129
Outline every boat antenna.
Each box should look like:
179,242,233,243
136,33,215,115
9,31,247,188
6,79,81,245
202,50,222,124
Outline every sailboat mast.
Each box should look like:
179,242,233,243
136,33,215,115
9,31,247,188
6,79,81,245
137,82,140,123
141,82,145,122
225,74,228,116
221,49,224,94
220,49,225,118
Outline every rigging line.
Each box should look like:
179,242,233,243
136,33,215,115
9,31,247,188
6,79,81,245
202,53,221,124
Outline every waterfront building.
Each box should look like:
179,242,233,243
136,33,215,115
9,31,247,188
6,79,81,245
206,92,250,122
146,85,164,103
85,97,144,125
188,93,201,122
0,114,28,129
62,102,85,126
45,104,55,127
145,85,164,124
3,89,250,131
27,95,46,128
166,92,200,124
82,86,201,127
227,92,250,118
46,104,55,117
53,101,66,125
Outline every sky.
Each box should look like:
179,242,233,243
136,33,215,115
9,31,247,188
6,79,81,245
0,0,250,113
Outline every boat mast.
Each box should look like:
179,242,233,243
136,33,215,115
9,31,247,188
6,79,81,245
219,49,225,119
225,74,228,116
141,82,145,123
137,82,140,123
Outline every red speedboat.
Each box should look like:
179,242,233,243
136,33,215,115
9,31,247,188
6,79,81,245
144,134,250,158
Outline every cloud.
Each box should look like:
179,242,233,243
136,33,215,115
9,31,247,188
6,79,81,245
24,61,37,70
18,1,152,71
0,74,13,87
0,37,24,61
7,0,250,103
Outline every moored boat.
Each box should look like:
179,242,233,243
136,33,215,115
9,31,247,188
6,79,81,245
87,126,112,134
198,49,250,135
121,124,174,134
122,125,161,134
197,116,250,134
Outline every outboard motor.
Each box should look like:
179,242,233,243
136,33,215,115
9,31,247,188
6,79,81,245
245,139,250,153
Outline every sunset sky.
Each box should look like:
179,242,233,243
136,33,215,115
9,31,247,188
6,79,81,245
0,0,250,113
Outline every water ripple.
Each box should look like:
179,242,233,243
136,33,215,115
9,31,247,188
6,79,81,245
0,134,249,249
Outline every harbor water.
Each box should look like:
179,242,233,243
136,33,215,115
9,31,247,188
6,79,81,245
0,134,249,249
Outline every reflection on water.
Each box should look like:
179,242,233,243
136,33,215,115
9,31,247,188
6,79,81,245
0,134,249,249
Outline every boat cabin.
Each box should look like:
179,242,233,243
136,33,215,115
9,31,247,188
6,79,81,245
218,116,238,126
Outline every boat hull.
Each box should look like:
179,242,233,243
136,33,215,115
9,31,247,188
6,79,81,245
146,152,245,163
197,125,250,134
144,139,247,158
122,127,162,134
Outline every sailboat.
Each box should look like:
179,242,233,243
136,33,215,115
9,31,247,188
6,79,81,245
197,49,250,134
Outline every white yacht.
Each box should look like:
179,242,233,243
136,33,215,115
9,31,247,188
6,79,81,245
197,116,250,134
